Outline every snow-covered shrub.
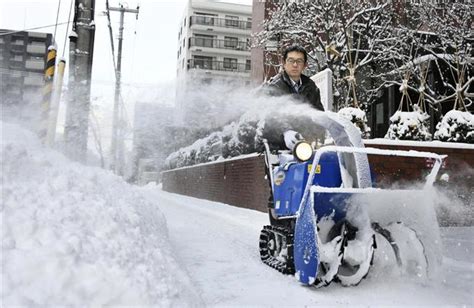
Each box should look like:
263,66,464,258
164,106,329,169
385,107,432,141
338,107,371,138
434,110,474,143
164,131,226,169
222,119,259,158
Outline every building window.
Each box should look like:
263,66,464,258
223,57,237,70
195,12,216,26
246,59,251,70
224,36,238,48
246,17,252,29
225,15,239,28
194,55,213,69
194,34,214,48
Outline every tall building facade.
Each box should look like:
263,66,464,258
176,0,252,123
0,30,52,119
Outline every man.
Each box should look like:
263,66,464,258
266,45,324,111
262,45,325,151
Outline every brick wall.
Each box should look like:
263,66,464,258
162,142,473,220
364,140,474,188
162,154,271,213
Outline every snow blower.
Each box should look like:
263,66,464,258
259,112,445,287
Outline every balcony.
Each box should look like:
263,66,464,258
189,37,249,51
188,59,250,73
190,16,251,31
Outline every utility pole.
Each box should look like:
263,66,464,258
64,0,95,162
108,4,139,176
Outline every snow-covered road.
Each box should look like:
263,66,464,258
142,186,473,307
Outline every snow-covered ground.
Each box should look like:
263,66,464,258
2,121,473,306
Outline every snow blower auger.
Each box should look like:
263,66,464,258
258,112,446,287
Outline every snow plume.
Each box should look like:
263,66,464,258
165,96,329,169
1,121,201,306
435,165,474,226
352,186,443,280
178,78,261,131
165,96,372,172
2,89,42,133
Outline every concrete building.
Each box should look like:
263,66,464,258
0,29,52,117
175,0,252,123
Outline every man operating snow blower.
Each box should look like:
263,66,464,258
258,110,445,288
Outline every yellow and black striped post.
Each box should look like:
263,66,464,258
39,46,56,143
46,58,66,146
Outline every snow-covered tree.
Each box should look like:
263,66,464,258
434,110,474,143
385,106,432,141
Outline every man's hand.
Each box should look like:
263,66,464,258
283,130,303,151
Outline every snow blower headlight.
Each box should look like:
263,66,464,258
293,141,313,162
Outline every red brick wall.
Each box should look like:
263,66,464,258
162,155,271,213
364,141,474,188
162,142,473,215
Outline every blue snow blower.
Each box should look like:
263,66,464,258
259,112,446,287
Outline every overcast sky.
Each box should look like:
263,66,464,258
0,0,252,86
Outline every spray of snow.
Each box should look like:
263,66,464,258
338,107,371,138
1,121,201,306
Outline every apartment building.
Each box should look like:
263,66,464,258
175,1,252,125
176,0,252,83
0,29,52,115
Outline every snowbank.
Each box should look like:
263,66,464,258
1,121,200,306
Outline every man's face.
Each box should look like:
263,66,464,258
283,51,307,81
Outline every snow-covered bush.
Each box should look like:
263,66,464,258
385,108,432,141
434,110,474,143
164,131,226,169
338,107,371,138
222,118,260,158
164,104,330,169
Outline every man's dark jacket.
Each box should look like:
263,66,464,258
265,71,324,111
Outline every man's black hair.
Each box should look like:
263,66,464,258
282,45,307,63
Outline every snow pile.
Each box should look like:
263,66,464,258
385,108,432,141
1,122,200,306
434,110,474,144
338,107,371,138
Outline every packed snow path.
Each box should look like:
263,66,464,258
141,186,473,307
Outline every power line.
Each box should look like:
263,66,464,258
0,22,71,36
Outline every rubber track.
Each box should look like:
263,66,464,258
259,225,295,275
